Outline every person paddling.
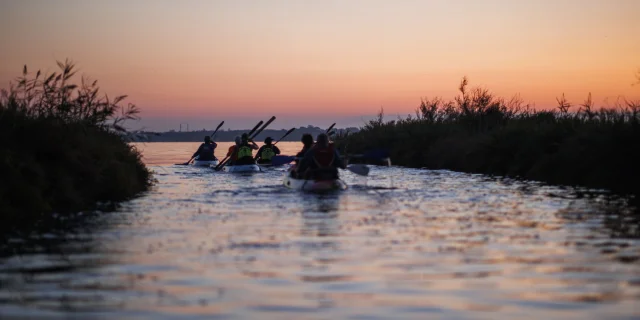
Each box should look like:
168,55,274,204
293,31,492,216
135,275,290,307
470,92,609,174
233,133,259,165
191,136,217,161
296,133,346,180
226,136,242,166
255,137,281,164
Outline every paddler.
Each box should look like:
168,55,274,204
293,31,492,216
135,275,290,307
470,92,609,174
234,133,259,165
191,136,217,161
295,133,346,180
289,133,314,178
226,136,242,165
255,137,281,164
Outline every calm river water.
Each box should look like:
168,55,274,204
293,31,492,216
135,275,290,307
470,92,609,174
1,142,639,319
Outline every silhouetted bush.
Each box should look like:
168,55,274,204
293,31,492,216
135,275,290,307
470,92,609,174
0,60,152,230
336,77,640,199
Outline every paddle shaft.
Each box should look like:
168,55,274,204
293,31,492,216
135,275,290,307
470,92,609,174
273,128,295,145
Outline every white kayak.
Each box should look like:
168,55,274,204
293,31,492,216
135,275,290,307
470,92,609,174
192,159,219,167
283,173,347,192
222,164,262,173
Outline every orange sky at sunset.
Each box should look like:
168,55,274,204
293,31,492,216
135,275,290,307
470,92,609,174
1,0,638,130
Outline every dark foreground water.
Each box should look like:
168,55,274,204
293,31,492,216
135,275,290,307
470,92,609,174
1,142,639,319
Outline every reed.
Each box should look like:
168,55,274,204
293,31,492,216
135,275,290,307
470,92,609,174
335,77,640,199
0,60,152,231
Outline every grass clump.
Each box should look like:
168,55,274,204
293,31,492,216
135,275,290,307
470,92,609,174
0,60,152,230
336,77,640,198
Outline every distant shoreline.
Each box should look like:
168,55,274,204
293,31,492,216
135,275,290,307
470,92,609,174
131,126,359,142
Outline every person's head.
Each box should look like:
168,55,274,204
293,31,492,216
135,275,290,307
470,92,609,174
316,133,329,148
234,136,241,145
204,136,211,143
241,133,249,142
301,133,313,147
264,137,273,145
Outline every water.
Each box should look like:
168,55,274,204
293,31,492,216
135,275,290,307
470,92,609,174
1,142,639,319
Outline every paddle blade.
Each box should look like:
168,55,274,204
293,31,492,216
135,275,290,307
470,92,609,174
270,155,296,166
247,121,264,137
347,164,369,176
252,116,276,139
362,148,391,160
326,123,336,133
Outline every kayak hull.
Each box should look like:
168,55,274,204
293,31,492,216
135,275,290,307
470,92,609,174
222,164,262,173
283,174,347,192
192,159,219,167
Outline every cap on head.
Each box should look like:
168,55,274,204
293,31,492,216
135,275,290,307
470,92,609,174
316,133,329,147
241,133,249,141
301,133,314,146
264,137,273,144
204,136,211,143
234,136,242,145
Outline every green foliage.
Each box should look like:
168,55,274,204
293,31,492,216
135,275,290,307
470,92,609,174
336,77,640,198
0,60,152,230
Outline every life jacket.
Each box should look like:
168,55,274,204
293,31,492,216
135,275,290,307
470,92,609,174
313,145,335,168
227,146,238,161
260,146,276,161
237,143,253,158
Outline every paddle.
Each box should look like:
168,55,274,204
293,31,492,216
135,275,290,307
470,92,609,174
273,128,296,145
210,121,225,139
270,155,297,166
215,116,276,171
271,149,388,174
252,116,276,139
326,123,336,134
175,120,225,165
345,164,370,176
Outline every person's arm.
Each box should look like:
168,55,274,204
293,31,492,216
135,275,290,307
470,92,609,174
250,141,259,150
296,149,314,173
254,146,264,160
274,146,281,155
192,144,204,158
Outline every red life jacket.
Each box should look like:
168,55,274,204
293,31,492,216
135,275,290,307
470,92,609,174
313,145,335,168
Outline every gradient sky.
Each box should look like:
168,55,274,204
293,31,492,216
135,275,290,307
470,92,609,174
1,0,639,131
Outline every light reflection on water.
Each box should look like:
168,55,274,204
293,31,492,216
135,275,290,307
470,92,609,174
1,142,639,319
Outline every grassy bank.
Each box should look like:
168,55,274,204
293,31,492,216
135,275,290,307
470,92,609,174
336,77,640,198
0,60,152,231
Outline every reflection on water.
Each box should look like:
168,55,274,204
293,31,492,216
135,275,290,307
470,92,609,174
1,142,639,319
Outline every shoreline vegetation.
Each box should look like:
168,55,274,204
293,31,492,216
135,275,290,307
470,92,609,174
133,127,358,143
335,76,640,201
0,60,152,232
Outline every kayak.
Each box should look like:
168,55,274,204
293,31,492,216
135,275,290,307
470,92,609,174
257,162,275,169
192,159,219,167
283,173,347,192
222,164,262,173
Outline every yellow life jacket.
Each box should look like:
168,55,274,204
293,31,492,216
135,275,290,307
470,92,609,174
237,145,252,158
260,146,276,160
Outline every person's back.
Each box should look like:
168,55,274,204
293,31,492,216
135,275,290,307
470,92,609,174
255,137,281,164
294,134,314,165
297,133,344,180
226,136,242,165
193,136,217,161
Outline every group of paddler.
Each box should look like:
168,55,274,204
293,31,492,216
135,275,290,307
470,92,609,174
177,116,382,183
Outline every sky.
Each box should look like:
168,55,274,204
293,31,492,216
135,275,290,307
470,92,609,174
1,0,639,131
